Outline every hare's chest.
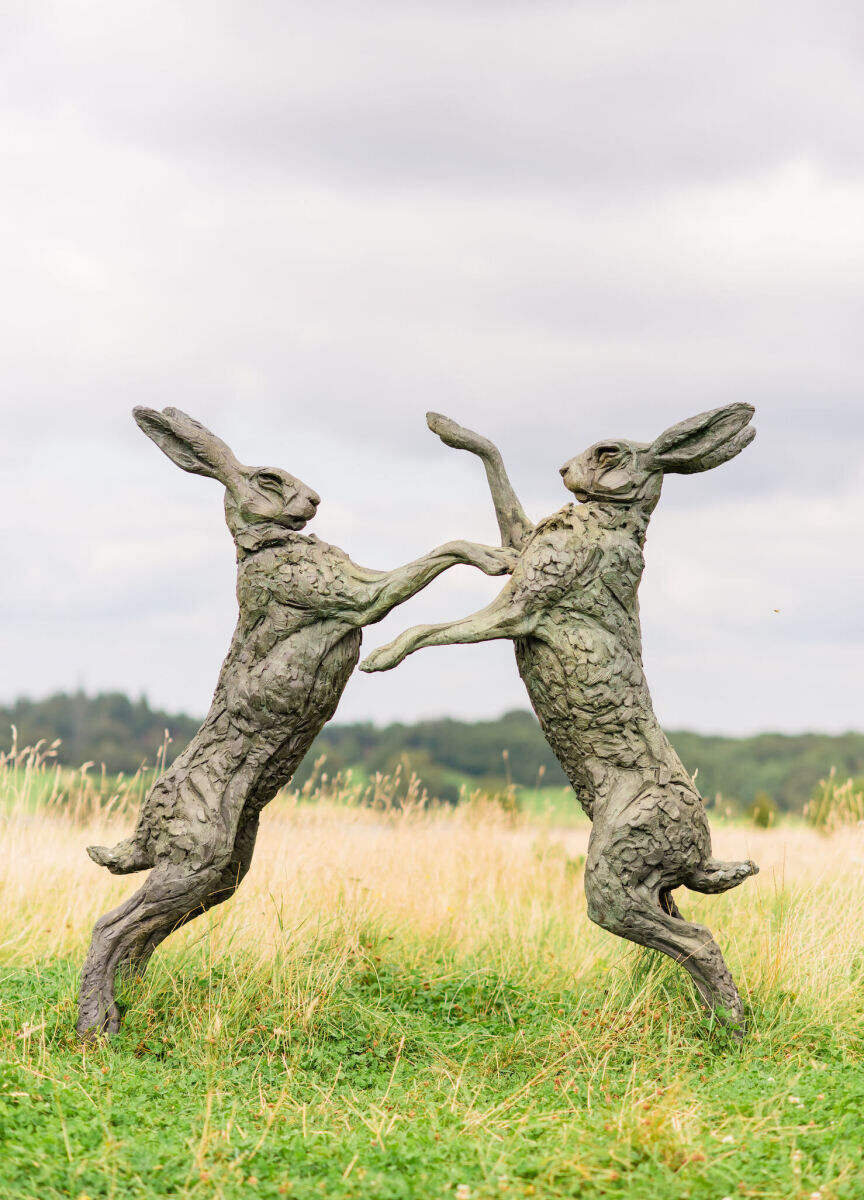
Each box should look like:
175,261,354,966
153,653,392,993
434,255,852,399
237,549,342,630
513,528,586,608
527,525,642,602
228,551,360,721
596,535,644,607
543,531,643,631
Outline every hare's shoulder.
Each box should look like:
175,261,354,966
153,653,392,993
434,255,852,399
239,535,353,605
532,503,579,537
512,506,598,601
521,505,595,562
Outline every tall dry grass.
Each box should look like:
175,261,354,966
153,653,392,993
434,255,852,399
805,768,864,832
3,745,863,1199
1,742,862,1029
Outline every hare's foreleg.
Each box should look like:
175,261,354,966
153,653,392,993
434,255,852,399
356,541,516,627
78,812,260,1039
584,865,746,1033
426,412,534,549
361,591,537,673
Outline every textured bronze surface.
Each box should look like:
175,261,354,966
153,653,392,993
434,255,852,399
362,406,759,1031
78,408,513,1038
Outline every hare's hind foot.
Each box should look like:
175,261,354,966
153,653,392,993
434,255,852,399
87,837,154,875
585,870,747,1036
77,982,122,1040
685,859,758,895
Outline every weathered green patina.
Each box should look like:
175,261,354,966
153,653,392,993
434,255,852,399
78,408,513,1038
362,406,759,1031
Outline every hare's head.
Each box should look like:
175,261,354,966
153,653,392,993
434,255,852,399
133,407,321,535
559,403,755,507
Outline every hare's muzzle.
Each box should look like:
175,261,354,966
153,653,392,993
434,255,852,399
559,458,583,490
302,490,321,517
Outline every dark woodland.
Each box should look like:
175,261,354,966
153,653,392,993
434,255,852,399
3,691,861,812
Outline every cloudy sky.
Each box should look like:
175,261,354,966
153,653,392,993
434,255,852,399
1,0,862,734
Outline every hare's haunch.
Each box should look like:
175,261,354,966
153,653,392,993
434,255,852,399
77,407,514,1039
361,405,759,1033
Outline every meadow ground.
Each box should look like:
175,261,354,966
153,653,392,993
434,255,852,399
0,754,862,1199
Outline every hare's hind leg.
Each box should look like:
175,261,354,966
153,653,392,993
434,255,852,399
585,867,746,1032
685,860,758,894
77,813,260,1039
78,860,230,1038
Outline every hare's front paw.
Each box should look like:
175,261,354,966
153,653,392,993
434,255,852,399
427,412,467,448
479,546,519,575
360,643,405,673
458,543,519,576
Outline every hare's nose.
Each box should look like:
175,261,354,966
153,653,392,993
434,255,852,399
308,490,321,508
559,464,568,477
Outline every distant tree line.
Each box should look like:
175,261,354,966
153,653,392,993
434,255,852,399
0,692,199,776
294,717,864,812
2,691,863,813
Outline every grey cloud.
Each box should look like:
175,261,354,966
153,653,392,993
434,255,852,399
0,0,861,733
6,1,864,189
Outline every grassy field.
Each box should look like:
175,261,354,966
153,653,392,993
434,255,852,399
0,750,862,1199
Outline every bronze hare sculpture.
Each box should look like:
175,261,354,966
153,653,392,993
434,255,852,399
362,404,759,1031
78,407,514,1038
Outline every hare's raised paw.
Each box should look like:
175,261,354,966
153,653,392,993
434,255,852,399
426,412,488,452
461,543,519,576
87,838,154,875
359,644,405,673
426,412,463,445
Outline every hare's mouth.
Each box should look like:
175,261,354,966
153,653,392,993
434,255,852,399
279,499,319,528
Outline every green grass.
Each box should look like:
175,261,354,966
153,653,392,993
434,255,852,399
1,941,862,1200
2,749,863,1199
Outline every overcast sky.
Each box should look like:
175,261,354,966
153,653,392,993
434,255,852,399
1,0,862,735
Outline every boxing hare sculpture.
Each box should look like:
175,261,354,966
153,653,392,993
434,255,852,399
78,407,514,1038
362,405,758,1030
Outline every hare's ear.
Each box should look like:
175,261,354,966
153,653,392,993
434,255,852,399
132,407,243,485
648,403,755,475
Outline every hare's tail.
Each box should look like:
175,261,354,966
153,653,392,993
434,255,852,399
87,837,154,875
684,859,759,894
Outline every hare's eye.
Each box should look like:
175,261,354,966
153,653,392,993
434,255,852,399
595,445,620,466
